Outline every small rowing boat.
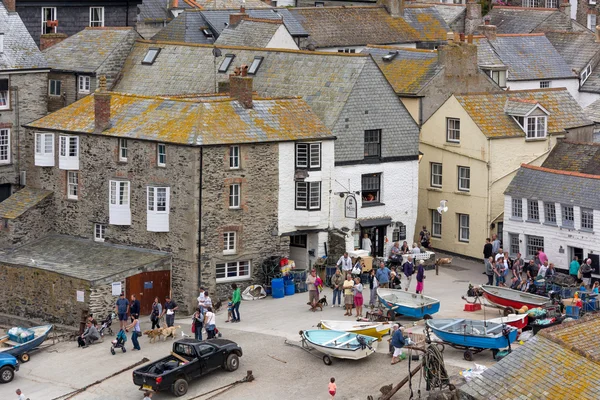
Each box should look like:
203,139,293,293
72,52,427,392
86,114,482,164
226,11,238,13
301,330,378,363
481,285,550,310
0,325,53,363
377,288,440,319
427,319,517,350
319,320,391,341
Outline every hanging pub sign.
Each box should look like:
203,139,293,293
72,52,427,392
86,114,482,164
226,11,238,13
345,195,357,219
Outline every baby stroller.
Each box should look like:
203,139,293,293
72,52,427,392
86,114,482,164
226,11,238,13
110,329,127,355
99,312,115,337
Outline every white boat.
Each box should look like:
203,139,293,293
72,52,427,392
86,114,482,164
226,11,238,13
319,320,391,341
301,329,378,364
486,314,528,330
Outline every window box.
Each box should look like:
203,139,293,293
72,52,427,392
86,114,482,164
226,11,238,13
0,129,10,165
109,180,131,225
59,135,79,170
35,132,54,166
147,186,169,232
216,261,251,282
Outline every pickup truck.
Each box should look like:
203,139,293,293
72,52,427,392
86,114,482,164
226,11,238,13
0,353,19,383
133,338,243,396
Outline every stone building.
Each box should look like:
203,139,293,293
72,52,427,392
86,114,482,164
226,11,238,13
18,74,334,318
0,1,49,202
43,27,139,112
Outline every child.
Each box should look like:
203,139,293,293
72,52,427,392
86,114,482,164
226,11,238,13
225,297,233,323
143,391,153,400
328,377,337,399
416,260,425,294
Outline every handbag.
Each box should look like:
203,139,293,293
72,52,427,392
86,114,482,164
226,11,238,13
352,266,361,275
191,323,196,333
136,331,143,337
577,269,583,279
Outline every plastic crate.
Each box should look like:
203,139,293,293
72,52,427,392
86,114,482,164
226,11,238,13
8,329,34,344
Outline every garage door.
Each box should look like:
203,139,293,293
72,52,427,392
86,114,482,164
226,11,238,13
126,270,171,315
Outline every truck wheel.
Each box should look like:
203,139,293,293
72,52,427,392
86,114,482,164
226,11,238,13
226,353,239,371
0,366,14,383
171,378,189,397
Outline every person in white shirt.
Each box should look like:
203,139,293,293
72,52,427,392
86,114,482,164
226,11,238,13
411,243,421,254
537,261,549,278
362,233,372,255
197,287,205,307
336,252,353,273
16,389,26,400
204,307,217,339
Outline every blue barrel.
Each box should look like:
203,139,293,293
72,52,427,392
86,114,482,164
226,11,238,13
285,279,295,296
272,278,285,299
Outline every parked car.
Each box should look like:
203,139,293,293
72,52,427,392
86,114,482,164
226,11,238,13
132,338,242,396
0,353,19,383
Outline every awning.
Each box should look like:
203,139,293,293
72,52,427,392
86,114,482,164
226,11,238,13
359,218,392,227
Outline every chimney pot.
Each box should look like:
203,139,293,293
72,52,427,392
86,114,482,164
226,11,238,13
95,75,111,133
2,0,15,12
229,72,253,109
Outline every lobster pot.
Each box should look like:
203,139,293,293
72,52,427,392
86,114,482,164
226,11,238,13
272,278,285,299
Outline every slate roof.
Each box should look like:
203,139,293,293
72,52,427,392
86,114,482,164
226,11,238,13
472,38,503,66
486,6,579,34
362,46,441,95
26,92,333,146
0,235,170,283
0,2,47,70
195,0,271,8
505,165,600,209
151,10,214,44
459,316,600,400
454,89,592,138
215,19,284,48
0,187,52,219
289,5,449,48
585,97,600,122
43,28,138,73
504,98,540,116
581,69,600,93
114,41,370,128
201,8,308,37
541,140,600,175
138,0,198,22
432,4,465,27
545,31,600,74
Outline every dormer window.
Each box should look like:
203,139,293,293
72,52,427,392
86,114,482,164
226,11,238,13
483,68,507,88
581,63,592,85
218,54,235,73
142,48,160,65
514,115,547,139
506,98,548,139
248,57,263,75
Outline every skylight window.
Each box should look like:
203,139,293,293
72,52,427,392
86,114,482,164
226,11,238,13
218,54,235,73
142,48,160,65
202,28,213,38
248,56,264,75
382,51,398,62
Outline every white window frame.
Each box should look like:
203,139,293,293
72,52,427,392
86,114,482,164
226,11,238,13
41,7,57,34
89,7,104,27
67,171,79,200
147,186,170,232
582,208,594,230
512,198,522,218
218,54,235,73
458,214,470,243
223,231,237,254
58,135,79,170
157,143,166,167
458,166,470,192
432,209,442,238
295,181,321,210
446,118,460,143
109,180,131,225
49,79,61,96
544,202,556,224
78,76,91,94
562,204,574,227
229,145,240,169
215,261,251,282
588,14,597,32
546,0,557,8
539,81,550,89
509,233,520,257
430,162,442,188
94,223,106,242
35,132,55,167
526,235,544,258
0,128,10,164
142,48,160,65
581,63,593,84
296,142,321,169
525,116,547,139
0,78,9,110
119,138,128,162
527,200,539,222
229,184,240,209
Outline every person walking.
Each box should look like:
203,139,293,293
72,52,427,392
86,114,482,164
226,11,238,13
343,274,355,316
390,324,406,364
192,308,204,341
231,284,241,323
336,252,353,276
569,256,580,282
353,277,364,317
161,295,178,328
402,256,415,292
368,269,378,307
306,269,319,308
130,294,140,323
204,307,217,339
581,258,594,288
115,292,129,331
331,269,344,308
416,260,426,294
376,261,391,288
483,238,493,275
485,256,494,285
125,317,141,351
150,297,162,330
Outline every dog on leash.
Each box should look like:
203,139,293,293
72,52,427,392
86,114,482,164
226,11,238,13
435,257,453,266
159,325,181,341
318,295,328,307
144,329,162,343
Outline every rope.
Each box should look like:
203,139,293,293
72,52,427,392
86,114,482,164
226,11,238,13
423,343,450,392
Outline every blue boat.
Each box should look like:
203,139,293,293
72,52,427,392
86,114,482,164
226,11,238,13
0,325,53,363
377,288,440,319
426,319,517,360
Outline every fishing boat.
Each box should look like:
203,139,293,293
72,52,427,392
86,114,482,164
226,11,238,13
481,285,550,310
377,288,440,319
297,329,378,365
487,314,528,330
0,325,53,362
426,319,517,360
318,320,391,341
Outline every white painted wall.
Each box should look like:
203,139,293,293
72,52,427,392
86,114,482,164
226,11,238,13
331,160,419,255
578,90,600,109
507,79,586,107
319,43,417,53
570,0,577,19
503,194,600,275
266,25,299,50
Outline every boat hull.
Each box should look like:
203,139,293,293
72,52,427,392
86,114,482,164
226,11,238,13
377,289,440,318
0,325,53,358
481,285,549,310
320,320,390,341
427,320,517,350
302,330,378,361
487,314,528,330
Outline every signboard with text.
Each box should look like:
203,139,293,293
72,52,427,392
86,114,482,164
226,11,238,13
345,195,357,219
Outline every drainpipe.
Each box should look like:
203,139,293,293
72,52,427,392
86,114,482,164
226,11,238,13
197,147,203,288
11,86,20,185
125,0,130,26
486,138,492,237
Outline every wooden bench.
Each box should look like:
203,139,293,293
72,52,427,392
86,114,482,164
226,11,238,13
437,319,465,331
323,333,350,346
335,338,356,348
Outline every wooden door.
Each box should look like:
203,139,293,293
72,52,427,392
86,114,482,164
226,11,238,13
126,270,171,315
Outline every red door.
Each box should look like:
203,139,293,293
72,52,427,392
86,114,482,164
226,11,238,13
126,270,171,315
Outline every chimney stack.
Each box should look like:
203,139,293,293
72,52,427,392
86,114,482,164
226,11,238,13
2,0,15,12
229,66,253,109
229,5,248,26
39,33,68,51
438,42,478,78
465,0,482,35
94,75,111,133
377,0,404,18
559,2,570,16
479,24,497,41
169,0,179,9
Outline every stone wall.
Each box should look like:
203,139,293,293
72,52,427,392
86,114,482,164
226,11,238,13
201,144,287,301
89,279,125,320
47,72,80,112
0,194,55,250
0,263,91,327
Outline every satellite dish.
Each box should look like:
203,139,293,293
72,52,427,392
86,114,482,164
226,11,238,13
437,199,448,215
